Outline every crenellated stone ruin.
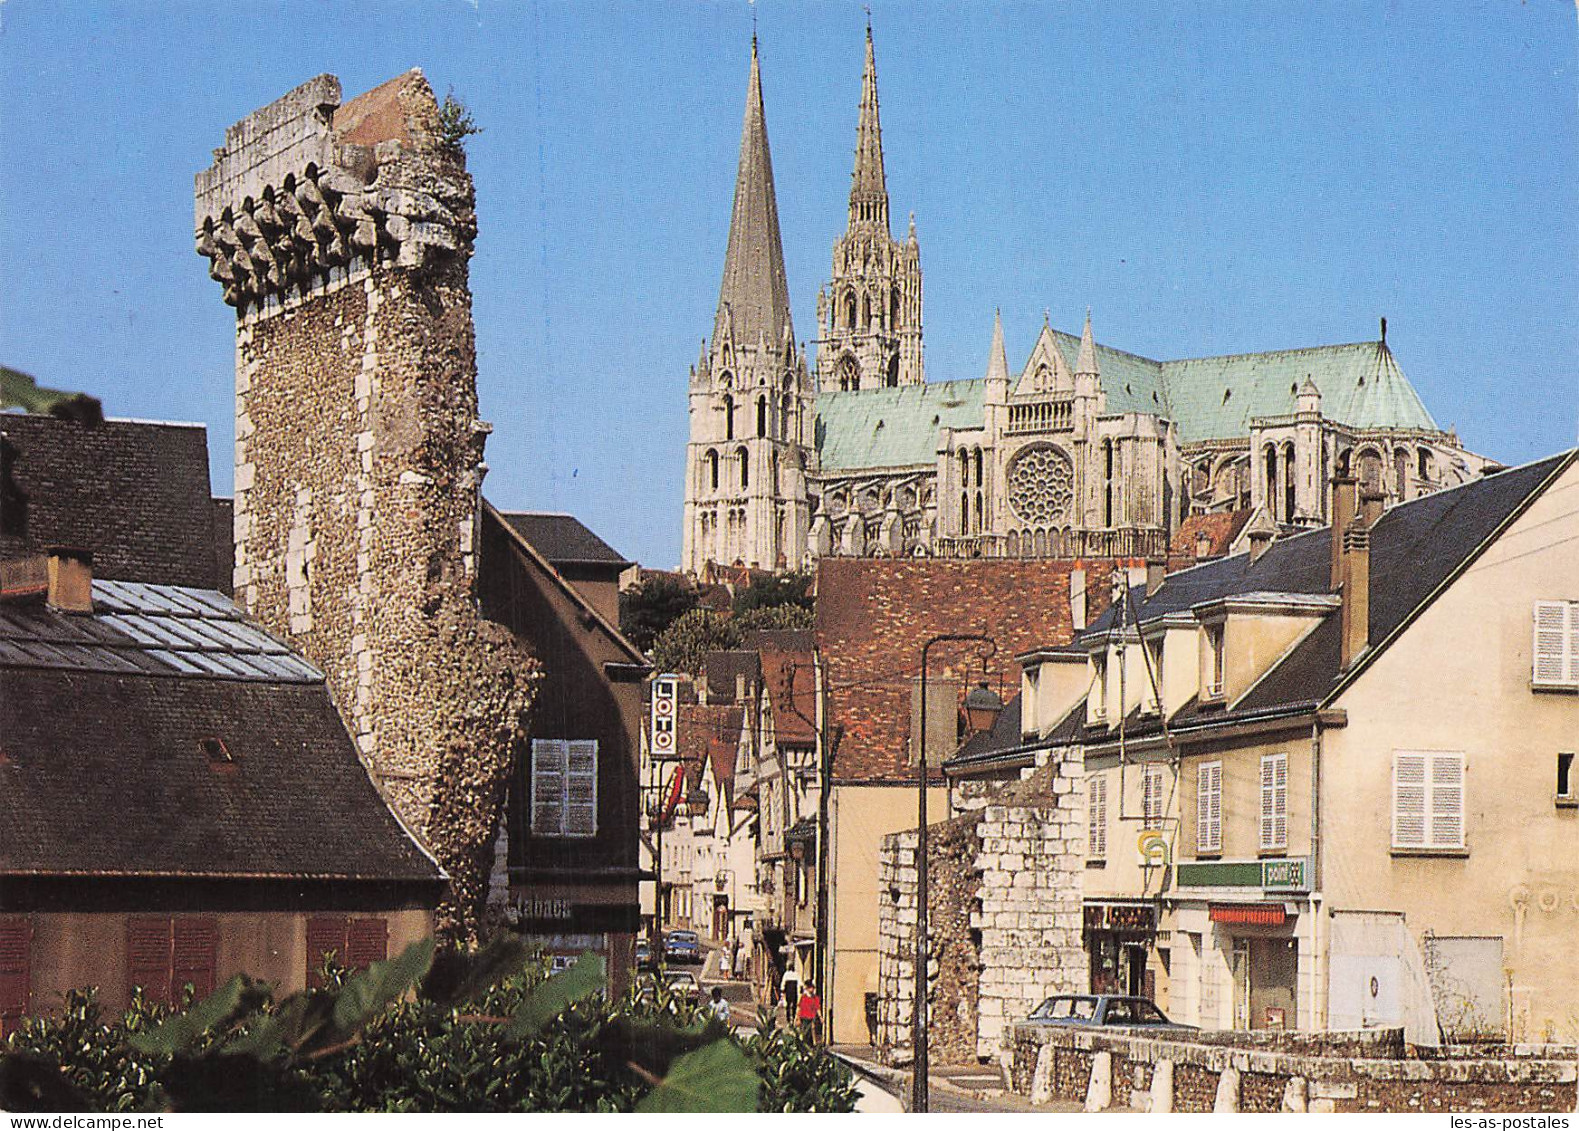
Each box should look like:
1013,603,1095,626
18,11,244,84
195,70,539,939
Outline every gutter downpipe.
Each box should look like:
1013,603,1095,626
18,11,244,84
1310,715,1325,1033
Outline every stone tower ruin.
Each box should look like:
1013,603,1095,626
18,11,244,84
194,71,538,938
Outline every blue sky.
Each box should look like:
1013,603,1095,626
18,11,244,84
2,2,1575,569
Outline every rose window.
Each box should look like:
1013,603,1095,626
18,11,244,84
1006,444,1073,525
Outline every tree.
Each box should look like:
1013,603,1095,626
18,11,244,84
436,88,483,155
735,604,814,635
620,574,700,654
651,608,741,676
731,572,813,617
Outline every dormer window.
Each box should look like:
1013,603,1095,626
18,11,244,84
1091,653,1108,722
1143,637,1164,714
1204,624,1225,701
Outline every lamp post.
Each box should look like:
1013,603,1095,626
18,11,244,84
913,633,1000,1113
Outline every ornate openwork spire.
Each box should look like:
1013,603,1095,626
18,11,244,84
714,38,793,350
848,23,890,231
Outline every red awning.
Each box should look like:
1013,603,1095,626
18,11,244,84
1209,903,1287,926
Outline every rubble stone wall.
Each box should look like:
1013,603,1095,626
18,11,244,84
876,755,1088,1065
1008,1025,1579,1113
197,71,539,939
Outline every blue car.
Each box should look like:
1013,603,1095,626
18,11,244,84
1024,994,1195,1032
664,929,702,964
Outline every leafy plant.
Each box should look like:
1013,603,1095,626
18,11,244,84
436,88,482,155
619,574,700,654
651,608,743,676
1,937,852,1113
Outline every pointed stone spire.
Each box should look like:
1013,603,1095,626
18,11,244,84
848,23,890,231
986,309,1010,384
714,38,793,351
1075,308,1100,377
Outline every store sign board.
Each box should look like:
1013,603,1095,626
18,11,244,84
651,675,678,756
1176,856,1310,892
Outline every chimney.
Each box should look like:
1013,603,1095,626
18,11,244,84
1146,559,1166,596
46,547,94,613
1249,527,1273,562
1360,487,1386,531
1330,476,1358,589
1339,519,1371,670
735,671,748,704
1195,528,1213,561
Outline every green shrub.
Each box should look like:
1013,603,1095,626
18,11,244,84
0,940,855,1113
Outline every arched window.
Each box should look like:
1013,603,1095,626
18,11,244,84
1417,447,1432,484
723,394,735,441
738,447,750,490
1358,448,1383,494
1264,444,1280,521
706,449,719,491
885,354,899,387
973,448,984,488
1103,440,1116,528
959,491,969,533
974,491,984,534
958,449,969,490
780,394,794,442
756,396,767,438
1394,448,1409,497
861,292,872,329
843,292,857,330
1006,530,1020,557
890,290,901,329
1283,442,1296,523
770,451,779,489
837,355,860,392
1336,447,1352,480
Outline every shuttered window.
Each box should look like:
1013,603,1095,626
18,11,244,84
0,918,31,1033
1088,774,1107,859
127,917,217,1005
1533,601,1579,689
1259,753,1287,851
307,917,389,987
1197,761,1223,854
1393,751,1465,850
531,738,599,838
1142,763,1166,824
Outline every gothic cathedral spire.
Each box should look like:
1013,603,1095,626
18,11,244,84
849,24,889,231
684,39,813,577
816,22,923,392
714,37,794,350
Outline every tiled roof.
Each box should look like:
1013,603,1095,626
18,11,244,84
1171,511,1252,561
754,634,816,745
0,636,442,886
704,649,761,703
816,557,1121,783
1081,451,1576,730
809,336,1443,472
0,414,220,588
497,511,632,568
0,579,321,683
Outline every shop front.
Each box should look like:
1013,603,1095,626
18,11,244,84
1083,900,1159,999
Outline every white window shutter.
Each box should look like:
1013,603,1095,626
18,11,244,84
1430,752,1464,848
1533,601,1568,686
1393,752,1427,848
532,739,568,836
1089,775,1106,858
1273,754,1287,849
1198,762,1222,854
1260,757,1273,849
564,740,599,838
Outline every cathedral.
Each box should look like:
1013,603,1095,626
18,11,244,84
681,31,1494,575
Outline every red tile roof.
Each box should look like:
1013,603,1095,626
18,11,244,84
816,558,1124,783
1169,510,1252,568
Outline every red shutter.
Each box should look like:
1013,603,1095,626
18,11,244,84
346,919,388,970
128,917,173,1005
0,918,31,1032
172,918,218,1002
306,916,349,988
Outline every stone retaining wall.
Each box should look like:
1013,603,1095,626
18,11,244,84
1009,1024,1579,1113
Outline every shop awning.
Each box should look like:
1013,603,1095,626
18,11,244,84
1208,903,1287,926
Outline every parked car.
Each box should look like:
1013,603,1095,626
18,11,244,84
663,969,702,1003
664,929,702,964
635,939,655,971
1023,994,1196,1031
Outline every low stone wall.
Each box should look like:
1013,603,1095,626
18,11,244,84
1008,1024,1579,1114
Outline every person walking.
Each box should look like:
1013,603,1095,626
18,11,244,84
707,986,733,1026
795,982,822,1041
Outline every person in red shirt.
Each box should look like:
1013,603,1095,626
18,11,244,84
795,982,822,1039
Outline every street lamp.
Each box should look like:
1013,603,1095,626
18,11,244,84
913,633,998,1113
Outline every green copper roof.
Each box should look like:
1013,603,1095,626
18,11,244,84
816,380,984,469
810,337,1441,472
1159,340,1438,443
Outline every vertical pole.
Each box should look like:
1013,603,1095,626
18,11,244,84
913,645,930,1113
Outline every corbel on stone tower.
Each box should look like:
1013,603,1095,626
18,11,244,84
195,71,539,939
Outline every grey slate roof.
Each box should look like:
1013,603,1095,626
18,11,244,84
0,587,442,884
1079,450,1576,732
498,511,632,568
0,414,220,588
